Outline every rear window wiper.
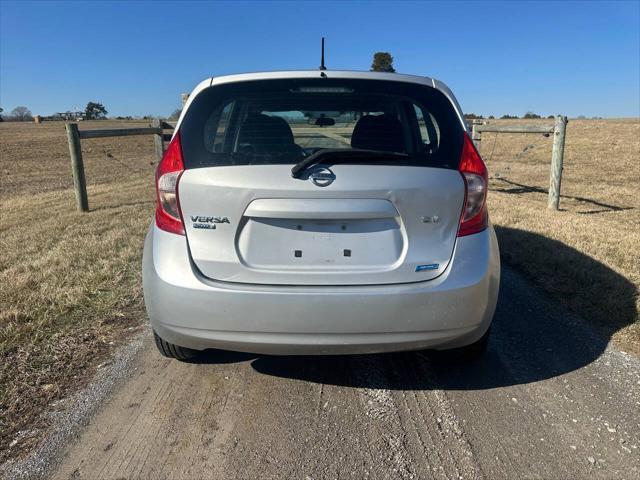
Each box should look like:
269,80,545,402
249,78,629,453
291,148,409,178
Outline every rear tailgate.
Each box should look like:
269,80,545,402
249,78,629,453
179,163,464,285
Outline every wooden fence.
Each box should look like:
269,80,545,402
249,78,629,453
65,119,175,212
471,115,568,210
65,114,568,213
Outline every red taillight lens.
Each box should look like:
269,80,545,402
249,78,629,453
458,133,488,237
155,132,185,235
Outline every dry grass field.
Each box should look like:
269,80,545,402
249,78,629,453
0,121,156,460
0,118,638,462
481,118,639,355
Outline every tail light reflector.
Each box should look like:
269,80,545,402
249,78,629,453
458,133,488,237
155,132,185,235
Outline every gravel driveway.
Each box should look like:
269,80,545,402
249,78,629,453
8,267,640,479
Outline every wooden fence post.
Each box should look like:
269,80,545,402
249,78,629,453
65,123,89,212
151,118,164,163
548,115,568,210
471,120,483,147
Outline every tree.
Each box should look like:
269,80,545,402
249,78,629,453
0,107,3,122
371,52,395,73
10,106,33,121
523,111,541,119
464,113,484,120
500,114,519,119
85,101,108,120
169,108,182,120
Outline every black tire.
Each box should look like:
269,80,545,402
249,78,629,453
457,327,490,359
153,330,200,362
433,327,491,361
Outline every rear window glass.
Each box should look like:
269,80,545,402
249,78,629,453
180,78,464,170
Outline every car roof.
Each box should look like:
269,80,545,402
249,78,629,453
173,70,466,134
208,70,435,87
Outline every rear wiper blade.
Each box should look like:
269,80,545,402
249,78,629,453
291,148,409,178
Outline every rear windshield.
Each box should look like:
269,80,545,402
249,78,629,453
180,78,464,170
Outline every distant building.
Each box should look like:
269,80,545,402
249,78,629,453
51,111,86,121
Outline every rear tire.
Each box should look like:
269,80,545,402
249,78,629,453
433,327,491,361
153,330,200,362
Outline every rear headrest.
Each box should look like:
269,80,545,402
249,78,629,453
239,114,295,152
351,114,406,153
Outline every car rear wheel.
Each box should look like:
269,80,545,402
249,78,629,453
457,327,490,358
153,330,200,362
432,327,491,361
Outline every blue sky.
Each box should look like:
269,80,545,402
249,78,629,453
1,1,639,118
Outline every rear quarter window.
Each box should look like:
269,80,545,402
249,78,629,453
180,78,464,170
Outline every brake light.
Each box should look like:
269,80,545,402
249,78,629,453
457,133,488,237
155,132,185,235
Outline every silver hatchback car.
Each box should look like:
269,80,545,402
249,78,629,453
143,70,500,360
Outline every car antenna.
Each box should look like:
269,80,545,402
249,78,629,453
319,37,327,71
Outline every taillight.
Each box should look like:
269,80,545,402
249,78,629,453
155,132,185,235
457,133,488,237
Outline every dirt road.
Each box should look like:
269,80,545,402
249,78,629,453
44,268,640,479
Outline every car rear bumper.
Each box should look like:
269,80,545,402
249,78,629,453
142,224,500,355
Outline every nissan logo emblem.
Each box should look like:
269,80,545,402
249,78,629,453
309,167,336,187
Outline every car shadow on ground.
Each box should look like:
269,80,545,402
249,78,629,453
195,228,637,391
